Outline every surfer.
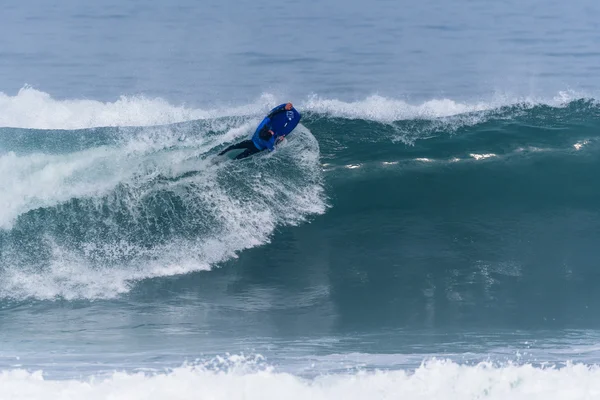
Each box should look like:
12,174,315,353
218,102,296,160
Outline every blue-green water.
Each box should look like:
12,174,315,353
2,1,600,398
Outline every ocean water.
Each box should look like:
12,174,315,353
2,0,600,399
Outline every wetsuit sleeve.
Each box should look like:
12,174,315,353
266,139,275,151
266,104,288,119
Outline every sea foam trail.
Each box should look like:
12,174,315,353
1,358,599,400
0,122,326,300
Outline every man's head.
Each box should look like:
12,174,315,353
259,125,274,140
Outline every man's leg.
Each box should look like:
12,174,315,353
219,140,254,156
234,145,262,160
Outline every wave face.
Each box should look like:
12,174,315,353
0,93,325,299
2,90,600,331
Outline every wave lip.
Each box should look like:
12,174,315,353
0,86,593,130
0,86,282,129
301,91,590,122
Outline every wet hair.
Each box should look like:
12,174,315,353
259,126,273,140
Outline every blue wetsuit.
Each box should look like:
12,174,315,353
251,118,276,151
219,104,293,160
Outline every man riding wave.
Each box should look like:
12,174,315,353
218,102,299,160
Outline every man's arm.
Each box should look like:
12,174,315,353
266,102,293,119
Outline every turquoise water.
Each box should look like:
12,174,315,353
2,1,600,399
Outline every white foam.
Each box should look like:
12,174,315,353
303,95,499,122
0,86,279,129
0,86,591,130
301,90,587,123
516,146,551,153
0,237,216,299
0,148,135,229
1,358,599,400
0,121,221,229
573,140,589,150
470,153,497,160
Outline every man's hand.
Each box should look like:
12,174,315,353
276,136,285,145
285,102,293,110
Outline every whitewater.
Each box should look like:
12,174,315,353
3,358,600,400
